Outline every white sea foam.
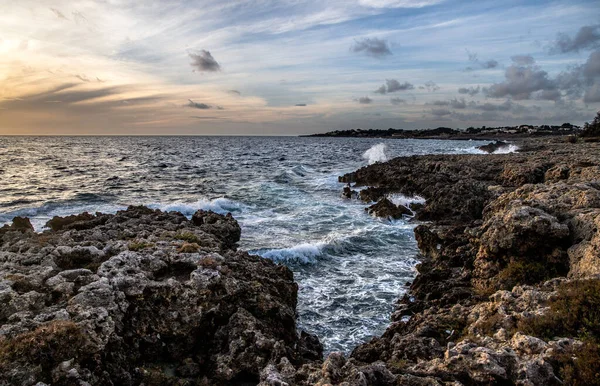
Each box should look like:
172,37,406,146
152,197,243,216
256,242,328,264
492,144,519,154
362,143,389,164
388,194,426,210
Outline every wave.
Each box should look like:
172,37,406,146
465,144,520,155
253,242,328,264
362,143,389,164
150,197,243,217
491,144,519,154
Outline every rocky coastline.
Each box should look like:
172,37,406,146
1,137,600,385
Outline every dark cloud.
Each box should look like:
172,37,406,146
551,25,600,53
584,83,600,103
188,99,211,109
227,90,241,95
583,50,600,78
357,96,373,104
375,79,414,94
536,89,562,101
187,99,223,110
390,98,406,105
75,74,90,82
50,8,68,20
553,50,600,100
351,38,392,58
511,55,535,65
295,103,307,106
430,100,448,106
449,98,467,109
430,108,451,117
374,85,387,94
458,86,480,96
189,50,221,72
486,56,556,100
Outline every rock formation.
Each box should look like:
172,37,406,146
0,206,320,385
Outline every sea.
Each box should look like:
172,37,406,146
0,136,493,353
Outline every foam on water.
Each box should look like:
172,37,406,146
493,144,519,154
254,242,328,264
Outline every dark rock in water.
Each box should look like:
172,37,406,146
342,186,357,199
477,140,510,153
366,198,412,219
359,186,388,203
0,206,316,385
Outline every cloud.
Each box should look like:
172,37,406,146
486,56,557,100
50,8,68,20
422,81,440,92
481,60,499,69
476,100,513,111
458,86,480,96
430,108,451,117
554,50,600,100
227,90,241,95
358,0,444,8
187,99,223,110
357,96,373,104
449,98,467,109
390,97,406,105
428,98,467,109
295,103,307,106
584,83,600,103
351,38,392,58
583,50,600,79
511,55,535,65
465,50,499,70
189,50,221,72
374,79,413,94
551,25,600,53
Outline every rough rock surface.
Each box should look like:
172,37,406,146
476,141,510,154
366,198,412,220
326,138,600,385
0,206,321,385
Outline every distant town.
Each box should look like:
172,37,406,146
303,123,582,139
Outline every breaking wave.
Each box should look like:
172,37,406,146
362,143,389,164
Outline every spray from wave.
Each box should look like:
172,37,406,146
363,143,389,164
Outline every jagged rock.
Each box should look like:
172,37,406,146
0,206,315,385
366,198,412,220
477,141,510,154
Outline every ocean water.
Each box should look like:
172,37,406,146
0,136,490,353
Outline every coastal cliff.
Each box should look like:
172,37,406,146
1,138,599,385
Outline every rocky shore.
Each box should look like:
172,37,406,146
1,137,599,385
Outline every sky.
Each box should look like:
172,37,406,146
0,0,599,135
